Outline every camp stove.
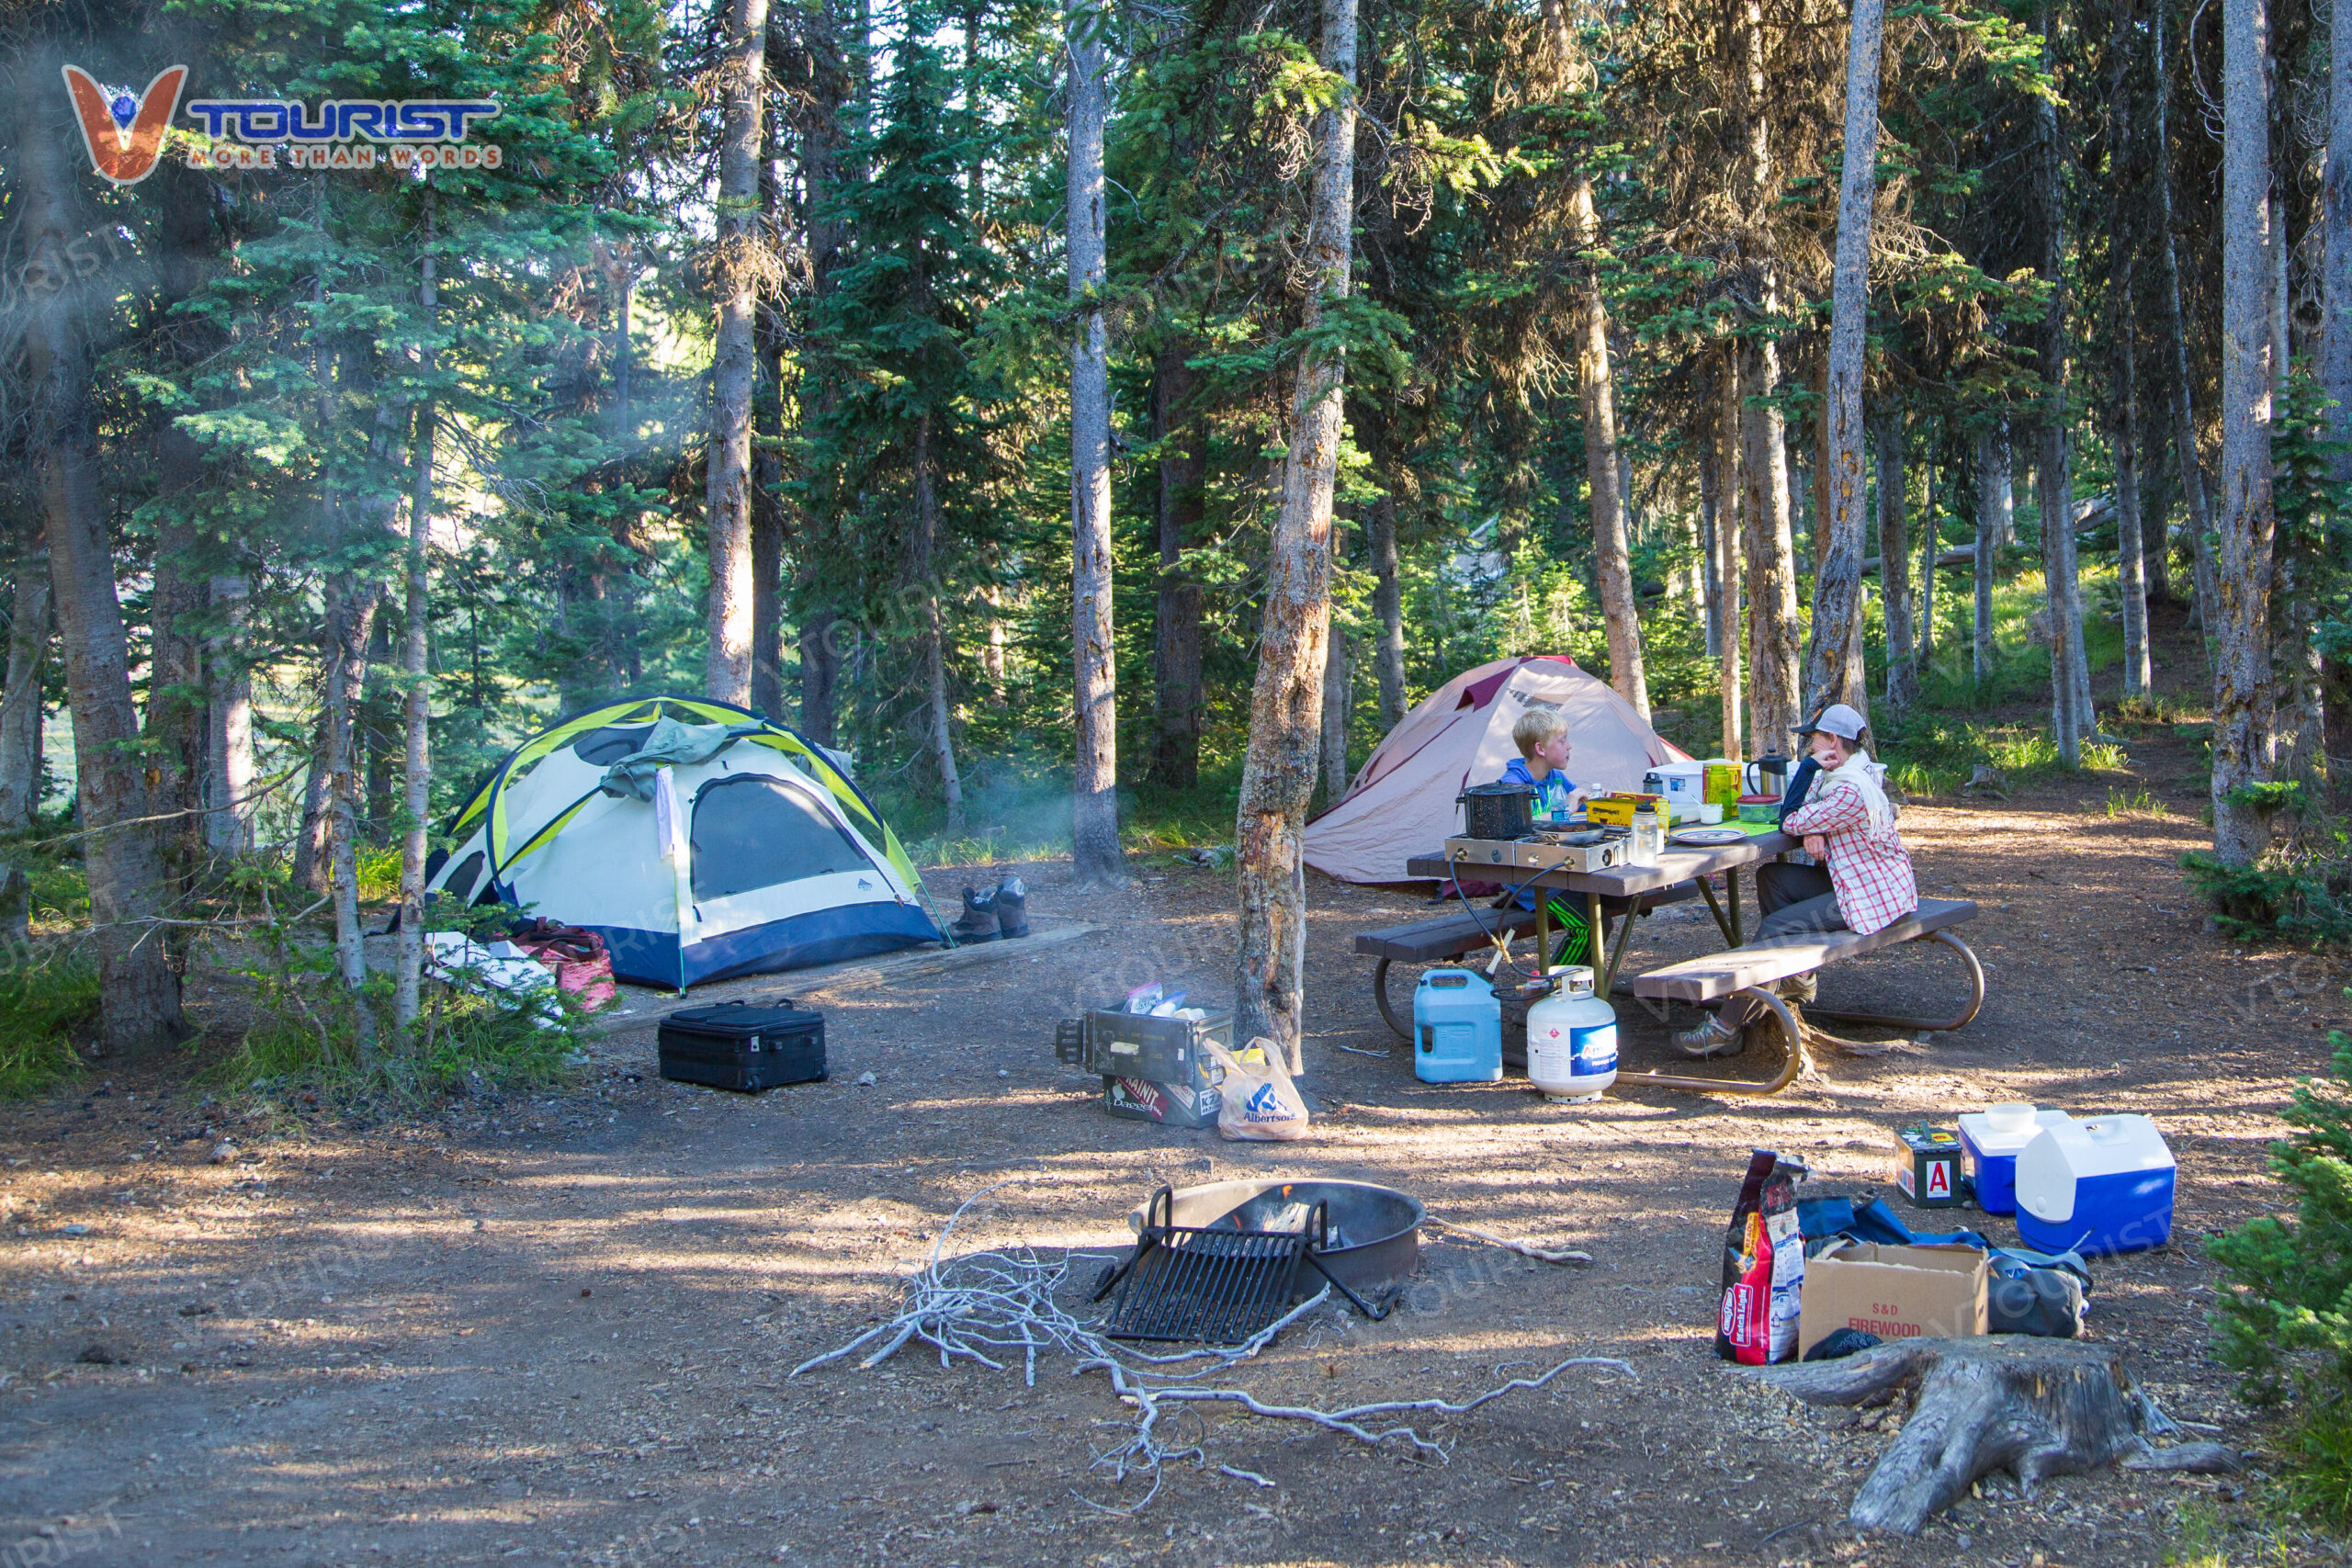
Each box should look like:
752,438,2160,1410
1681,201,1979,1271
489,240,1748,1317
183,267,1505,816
1445,828,1627,874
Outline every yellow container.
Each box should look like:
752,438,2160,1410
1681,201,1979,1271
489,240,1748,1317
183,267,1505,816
1703,761,1744,808
1585,792,1663,828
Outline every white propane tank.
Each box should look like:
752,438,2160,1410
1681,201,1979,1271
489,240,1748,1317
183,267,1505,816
1524,965,1617,1101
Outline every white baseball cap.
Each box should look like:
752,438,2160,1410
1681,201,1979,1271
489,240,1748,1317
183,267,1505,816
1798,703,1868,741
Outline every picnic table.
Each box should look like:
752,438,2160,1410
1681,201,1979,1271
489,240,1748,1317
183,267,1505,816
1400,828,1798,996
1372,828,1984,1097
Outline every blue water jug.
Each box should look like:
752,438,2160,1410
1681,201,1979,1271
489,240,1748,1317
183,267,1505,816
1412,968,1502,1083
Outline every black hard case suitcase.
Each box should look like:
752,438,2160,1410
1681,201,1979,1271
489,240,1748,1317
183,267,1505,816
658,999,826,1091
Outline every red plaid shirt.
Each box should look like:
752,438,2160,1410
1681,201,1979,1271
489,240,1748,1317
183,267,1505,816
1782,773,1917,935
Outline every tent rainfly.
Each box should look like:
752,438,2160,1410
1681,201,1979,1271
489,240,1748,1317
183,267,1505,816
426,696,941,989
1303,655,1689,885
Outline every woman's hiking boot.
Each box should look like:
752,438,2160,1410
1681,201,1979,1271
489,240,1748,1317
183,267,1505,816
953,886,1000,943
993,875,1029,939
1670,1015,1746,1059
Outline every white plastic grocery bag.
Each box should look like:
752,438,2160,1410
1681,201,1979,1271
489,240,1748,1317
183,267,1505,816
1203,1036,1312,1142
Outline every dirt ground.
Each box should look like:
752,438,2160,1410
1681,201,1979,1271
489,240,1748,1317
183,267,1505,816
2,717,2346,1568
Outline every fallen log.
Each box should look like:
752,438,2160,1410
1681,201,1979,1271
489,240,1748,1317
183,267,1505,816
1756,1337,2159,1536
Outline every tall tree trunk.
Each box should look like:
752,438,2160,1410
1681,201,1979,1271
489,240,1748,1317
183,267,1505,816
1068,1,1121,883
1917,432,1939,673
705,0,770,705
1804,0,1886,720
1715,345,1746,759
1235,0,1357,1069
204,574,253,853
293,708,332,893
794,26,848,749
2271,194,2324,780
910,414,963,829
2152,4,2219,648
798,614,840,745
1369,487,1407,730
2325,0,2352,488
1740,341,1802,752
2212,0,2279,863
597,239,645,693
146,535,207,878
750,120,789,723
1572,174,1648,717
1,539,51,833
2113,391,2151,696
1322,620,1353,802
2034,8,2092,761
749,343,786,722
2271,187,2292,395
362,615,394,840
2105,0,2152,700
16,73,186,1054
1878,412,1917,711
322,576,382,1011
2142,422,2175,605
1699,438,1723,660
1974,428,2001,682
396,187,438,1040
1153,344,1206,788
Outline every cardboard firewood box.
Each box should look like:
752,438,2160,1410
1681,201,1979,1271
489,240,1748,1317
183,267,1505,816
1796,1240,1989,1358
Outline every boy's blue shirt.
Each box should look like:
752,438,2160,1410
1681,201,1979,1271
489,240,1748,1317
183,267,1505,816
1499,754,1577,819
1497,756,1576,910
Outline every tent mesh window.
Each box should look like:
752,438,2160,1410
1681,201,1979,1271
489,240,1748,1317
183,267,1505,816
443,850,488,904
571,726,653,765
690,776,874,899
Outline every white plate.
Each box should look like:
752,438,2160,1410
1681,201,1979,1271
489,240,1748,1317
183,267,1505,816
1668,827,1748,847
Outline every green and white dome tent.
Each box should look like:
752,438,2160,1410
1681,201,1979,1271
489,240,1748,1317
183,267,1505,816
426,695,944,990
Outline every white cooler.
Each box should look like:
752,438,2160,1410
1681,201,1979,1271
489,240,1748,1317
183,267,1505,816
1644,761,1708,820
2015,1114,2176,1257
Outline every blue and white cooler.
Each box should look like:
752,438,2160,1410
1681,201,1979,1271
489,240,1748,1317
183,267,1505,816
2015,1114,2177,1256
1957,1104,2073,1215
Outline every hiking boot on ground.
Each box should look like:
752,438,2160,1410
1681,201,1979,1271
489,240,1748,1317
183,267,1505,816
994,875,1029,939
1778,972,1818,1006
952,885,1000,943
1670,1015,1747,1059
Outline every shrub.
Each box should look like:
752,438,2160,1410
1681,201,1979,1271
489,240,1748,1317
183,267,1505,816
218,918,583,1109
2182,852,2352,949
2211,1028,2352,1407
0,946,98,1097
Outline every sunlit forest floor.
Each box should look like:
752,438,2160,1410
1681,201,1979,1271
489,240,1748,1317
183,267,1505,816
0,606,2342,1566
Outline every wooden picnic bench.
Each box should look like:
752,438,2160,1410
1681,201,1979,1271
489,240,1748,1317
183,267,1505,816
1616,896,1984,1096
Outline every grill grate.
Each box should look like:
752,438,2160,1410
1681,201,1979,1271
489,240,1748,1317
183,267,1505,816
1093,1187,1324,1345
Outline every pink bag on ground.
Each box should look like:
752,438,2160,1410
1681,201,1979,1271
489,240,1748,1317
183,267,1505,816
513,920,618,1012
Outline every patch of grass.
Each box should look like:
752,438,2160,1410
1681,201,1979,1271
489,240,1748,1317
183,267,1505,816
356,846,403,905
2164,1495,2311,1566
214,921,583,1110
2105,785,2167,818
2278,1396,2352,1536
2114,691,2201,729
1875,710,2128,797
0,946,96,1097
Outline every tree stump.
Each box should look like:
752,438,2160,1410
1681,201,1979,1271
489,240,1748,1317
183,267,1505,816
1757,1337,2154,1536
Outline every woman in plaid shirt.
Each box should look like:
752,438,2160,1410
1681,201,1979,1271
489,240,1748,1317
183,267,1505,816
1672,702,1917,1058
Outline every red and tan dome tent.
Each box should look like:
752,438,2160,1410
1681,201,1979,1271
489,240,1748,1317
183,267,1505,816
1304,655,1689,885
